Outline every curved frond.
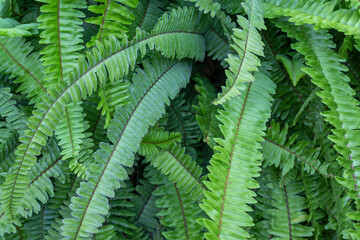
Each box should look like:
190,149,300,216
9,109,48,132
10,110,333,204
213,0,266,104
37,0,86,84
200,70,275,239
85,0,139,47
264,0,360,39
0,7,205,221
60,57,192,239
148,143,205,200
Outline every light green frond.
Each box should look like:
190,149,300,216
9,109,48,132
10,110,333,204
184,0,221,17
213,0,266,105
60,57,192,239
86,0,139,47
148,143,205,200
0,18,37,37
200,70,275,239
139,126,181,156
264,0,360,39
69,133,95,180
97,80,130,128
37,0,86,84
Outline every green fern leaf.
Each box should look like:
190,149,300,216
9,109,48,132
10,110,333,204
0,8,205,220
127,0,167,38
139,126,181,156
0,87,27,133
213,0,266,105
148,143,205,200
60,57,192,239
200,70,275,239
0,37,47,104
85,0,139,47
37,0,86,84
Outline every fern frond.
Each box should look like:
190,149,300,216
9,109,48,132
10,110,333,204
60,57,192,239
263,120,331,177
0,7,205,221
274,20,360,238
256,168,314,239
21,139,66,217
97,80,130,128
133,179,159,233
193,76,221,149
37,0,86,84
264,0,360,39
0,36,47,104
204,18,230,65
184,0,221,17
55,103,86,161
213,0,266,104
148,143,205,200
0,87,27,133
69,132,95,180
85,0,139,47
200,70,275,239
139,126,181,156
0,18,38,37
127,0,167,37
166,93,201,154
155,181,204,239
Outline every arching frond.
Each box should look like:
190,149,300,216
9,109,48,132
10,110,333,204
264,0,360,39
200,70,275,239
147,143,205,200
213,0,266,104
61,57,192,239
0,6,206,221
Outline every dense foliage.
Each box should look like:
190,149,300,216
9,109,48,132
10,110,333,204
0,0,360,239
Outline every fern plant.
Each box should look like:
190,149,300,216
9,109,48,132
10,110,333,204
0,0,360,239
